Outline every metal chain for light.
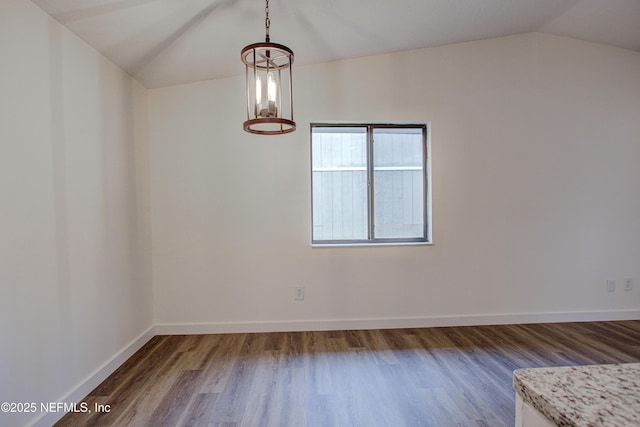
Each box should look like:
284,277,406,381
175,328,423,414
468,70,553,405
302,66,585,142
265,0,270,42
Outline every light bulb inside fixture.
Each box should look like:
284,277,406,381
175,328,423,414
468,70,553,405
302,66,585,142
255,76,262,106
267,72,276,102
266,72,277,116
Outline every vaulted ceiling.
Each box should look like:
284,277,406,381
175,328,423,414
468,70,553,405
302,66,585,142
32,0,640,89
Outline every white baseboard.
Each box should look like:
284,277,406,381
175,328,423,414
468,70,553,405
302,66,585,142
31,325,156,427
154,309,640,335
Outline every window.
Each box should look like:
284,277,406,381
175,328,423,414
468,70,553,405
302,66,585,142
311,123,430,245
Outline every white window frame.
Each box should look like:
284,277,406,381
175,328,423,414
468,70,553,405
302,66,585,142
310,123,432,246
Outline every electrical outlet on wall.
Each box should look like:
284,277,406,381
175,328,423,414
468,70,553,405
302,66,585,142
606,279,616,292
295,286,305,300
624,278,633,291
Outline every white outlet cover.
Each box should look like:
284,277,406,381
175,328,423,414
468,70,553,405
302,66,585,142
606,279,616,292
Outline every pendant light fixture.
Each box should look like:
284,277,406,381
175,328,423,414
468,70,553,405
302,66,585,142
241,0,295,135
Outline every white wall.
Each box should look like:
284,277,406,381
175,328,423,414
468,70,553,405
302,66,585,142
149,33,640,332
0,1,152,426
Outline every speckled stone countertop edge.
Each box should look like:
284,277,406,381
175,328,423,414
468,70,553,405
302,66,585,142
513,368,574,427
513,363,640,427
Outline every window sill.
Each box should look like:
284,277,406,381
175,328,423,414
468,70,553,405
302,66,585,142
311,241,433,248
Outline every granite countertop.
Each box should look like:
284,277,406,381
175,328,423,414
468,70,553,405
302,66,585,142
513,363,640,427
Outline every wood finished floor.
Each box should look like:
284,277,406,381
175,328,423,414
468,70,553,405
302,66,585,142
55,321,640,427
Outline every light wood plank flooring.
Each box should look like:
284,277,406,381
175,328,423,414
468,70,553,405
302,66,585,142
55,321,640,426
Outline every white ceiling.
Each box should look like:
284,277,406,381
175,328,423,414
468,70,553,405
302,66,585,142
32,0,640,89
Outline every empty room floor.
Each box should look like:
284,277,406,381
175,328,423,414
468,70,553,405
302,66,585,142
55,321,640,426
